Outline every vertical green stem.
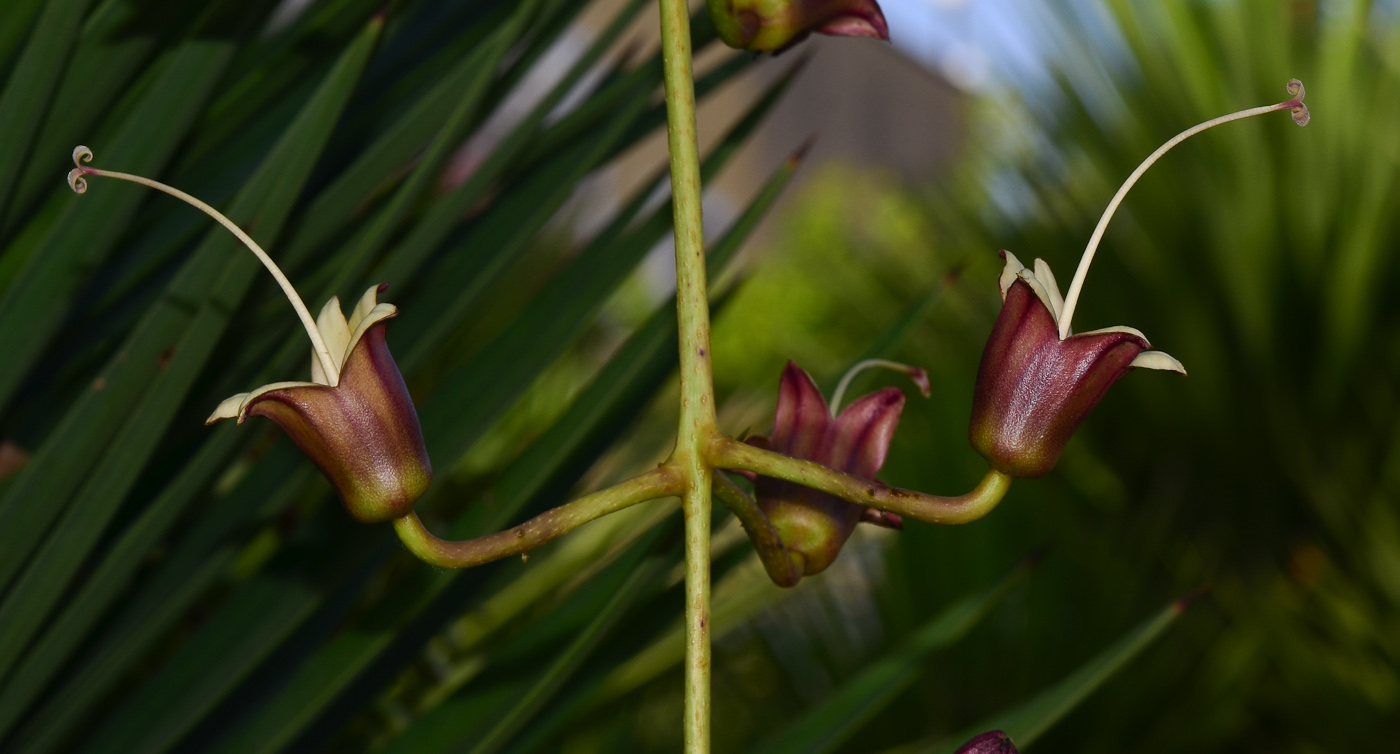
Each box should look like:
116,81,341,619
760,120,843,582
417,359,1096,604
657,0,716,750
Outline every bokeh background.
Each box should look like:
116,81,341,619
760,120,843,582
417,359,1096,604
0,0,1396,752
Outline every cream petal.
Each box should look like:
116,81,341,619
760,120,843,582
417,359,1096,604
346,302,397,356
1033,258,1065,321
347,285,382,332
205,381,325,425
206,392,250,424
998,251,1025,300
1075,324,1150,342
1129,350,1187,375
313,296,351,385
1014,269,1062,325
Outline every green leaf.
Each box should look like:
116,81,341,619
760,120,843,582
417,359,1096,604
413,61,797,470
278,2,532,273
0,39,233,411
371,7,659,296
0,15,383,743
393,93,651,374
75,524,391,754
887,597,1191,754
0,427,243,741
752,556,1039,754
0,0,92,219
373,531,677,754
464,542,668,754
976,598,1189,749
7,459,318,754
0,40,237,590
2,0,162,236
0,0,44,79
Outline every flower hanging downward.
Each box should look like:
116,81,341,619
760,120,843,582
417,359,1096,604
708,0,889,52
968,80,1310,478
69,146,432,523
969,252,1183,478
206,284,432,523
747,361,915,576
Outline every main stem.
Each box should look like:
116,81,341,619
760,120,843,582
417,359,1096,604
657,1,717,751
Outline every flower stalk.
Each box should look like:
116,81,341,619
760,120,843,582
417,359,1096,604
710,435,1012,524
393,466,683,568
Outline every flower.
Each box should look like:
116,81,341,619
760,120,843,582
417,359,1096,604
207,284,432,523
966,81,1313,478
748,361,907,576
69,146,432,524
707,0,889,52
969,252,1184,478
955,731,1018,754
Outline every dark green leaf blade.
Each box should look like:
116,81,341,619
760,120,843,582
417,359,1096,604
752,555,1040,754
0,15,384,747
0,39,234,410
882,596,1191,754
0,0,92,219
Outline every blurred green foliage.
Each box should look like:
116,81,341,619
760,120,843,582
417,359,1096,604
709,1,1400,751
1,0,1393,752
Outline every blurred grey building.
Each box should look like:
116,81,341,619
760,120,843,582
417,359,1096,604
577,0,966,221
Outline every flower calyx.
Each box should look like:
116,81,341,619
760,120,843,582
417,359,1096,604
707,0,888,52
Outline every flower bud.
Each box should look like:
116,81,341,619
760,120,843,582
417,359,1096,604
969,253,1183,478
955,731,1018,754
707,0,888,52
751,362,904,575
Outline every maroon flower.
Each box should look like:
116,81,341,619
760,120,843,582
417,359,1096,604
707,0,888,52
955,731,1018,754
68,147,434,525
749,362,905,576
966,82,1316,477
207,285,432,523
969,252,1184,478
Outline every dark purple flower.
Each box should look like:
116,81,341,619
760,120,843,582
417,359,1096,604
707,0,889,52
750,362,904,575
955,730,1019,754
969,252,1184,478
207,285,432,523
